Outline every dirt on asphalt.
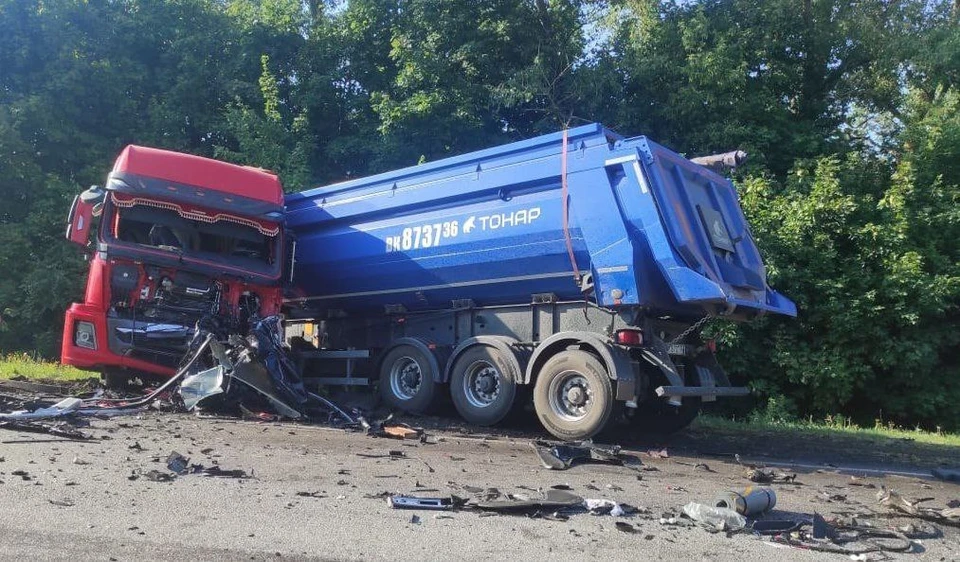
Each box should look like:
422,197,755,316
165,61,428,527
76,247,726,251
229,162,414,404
1,408,959,561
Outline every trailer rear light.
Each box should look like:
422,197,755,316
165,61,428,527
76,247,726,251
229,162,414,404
615,329,643,346
74,321,97,350
706,339,717,353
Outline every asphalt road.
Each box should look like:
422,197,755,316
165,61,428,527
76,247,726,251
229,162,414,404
1,413,958,561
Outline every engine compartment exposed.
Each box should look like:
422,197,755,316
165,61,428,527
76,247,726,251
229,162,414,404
106,261,268,367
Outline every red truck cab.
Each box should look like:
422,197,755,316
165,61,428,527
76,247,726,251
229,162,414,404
62,146,285,380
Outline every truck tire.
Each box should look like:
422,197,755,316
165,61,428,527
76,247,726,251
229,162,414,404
379,345,437,414
449,346,518,426
630,397,700,434
630,361,701,434
533,350,614,441
101,369,131,390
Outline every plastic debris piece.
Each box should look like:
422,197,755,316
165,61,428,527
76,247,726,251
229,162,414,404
584,498,625,517
410,515,421,525
682,502,746,532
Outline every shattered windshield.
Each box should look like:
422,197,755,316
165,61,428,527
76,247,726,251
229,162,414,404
109,202,278,271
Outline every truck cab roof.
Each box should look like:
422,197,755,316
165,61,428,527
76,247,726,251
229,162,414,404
112,145,283,208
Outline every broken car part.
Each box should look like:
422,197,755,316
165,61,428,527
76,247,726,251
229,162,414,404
532,440,639,471
388,495,457,510
475,489,584,513
714,487,777,516
179,366,225,410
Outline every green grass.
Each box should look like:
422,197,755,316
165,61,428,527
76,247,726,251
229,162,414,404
0,353,95,382
694,413,960,448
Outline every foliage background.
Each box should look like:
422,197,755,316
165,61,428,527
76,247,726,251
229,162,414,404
0,0,957,428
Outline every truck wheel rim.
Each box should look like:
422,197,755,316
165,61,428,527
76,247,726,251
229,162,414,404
390,356,422,400
547,370,592,421
462,360,501,408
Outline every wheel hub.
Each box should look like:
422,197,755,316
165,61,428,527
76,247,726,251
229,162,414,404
390,357,422,400
547,372,592,421
566,386,586,406
464,361,501,407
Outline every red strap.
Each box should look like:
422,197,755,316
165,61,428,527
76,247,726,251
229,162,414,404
560,129,582,285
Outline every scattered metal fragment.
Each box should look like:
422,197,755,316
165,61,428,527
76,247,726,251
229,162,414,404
531,440,640,471
812,512,834,539
615,521,638,533
179,366,225,410
877,488,960,528
166,451,189,474
475,489,583,513
200,466,249,478
0,420,90,440
409,515,421,525
296,491,327,498
751,520,802,535
714,487,777,516
49,499,75,507
388,495,458,510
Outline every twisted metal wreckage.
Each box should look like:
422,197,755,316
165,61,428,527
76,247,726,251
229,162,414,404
0,316,355,429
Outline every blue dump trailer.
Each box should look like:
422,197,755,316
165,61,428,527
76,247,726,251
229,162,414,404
284,124,796,440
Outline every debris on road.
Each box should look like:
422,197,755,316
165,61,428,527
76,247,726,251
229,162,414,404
583,498,627,516
751,520,802,535
682,502,747,532
388,495,459,510
531,440,641,471
166,451,189,474
143,470,175,483
877,488,960,527
0,420,91,440
713,487,777,516
475,489,583,513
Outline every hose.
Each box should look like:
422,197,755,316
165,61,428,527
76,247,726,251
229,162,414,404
80,333,215,408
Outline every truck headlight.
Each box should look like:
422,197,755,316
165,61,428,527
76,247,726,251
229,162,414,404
74,321,97,350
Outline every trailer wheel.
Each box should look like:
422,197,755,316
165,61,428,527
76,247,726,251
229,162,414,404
533,350,613,441
630,361,701,434
449,346,518,426
379,346,437,414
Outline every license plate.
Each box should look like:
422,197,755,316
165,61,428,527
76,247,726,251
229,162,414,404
667,343,695,356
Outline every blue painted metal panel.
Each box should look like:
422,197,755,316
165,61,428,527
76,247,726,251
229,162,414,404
284,124,796,318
